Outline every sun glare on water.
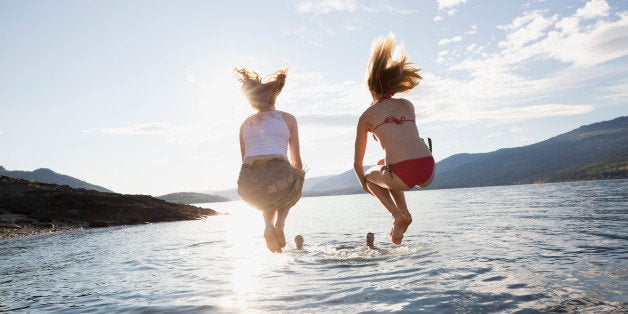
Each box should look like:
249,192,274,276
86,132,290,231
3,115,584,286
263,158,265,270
217,202,290,310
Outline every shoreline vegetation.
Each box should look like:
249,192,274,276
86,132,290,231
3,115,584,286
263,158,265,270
0,176,218,240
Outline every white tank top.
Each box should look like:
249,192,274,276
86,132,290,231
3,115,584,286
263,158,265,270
242,110,290,159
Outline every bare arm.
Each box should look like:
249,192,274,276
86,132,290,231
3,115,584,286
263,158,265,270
354,113,370,194
283,112,303,170
239,123,245,161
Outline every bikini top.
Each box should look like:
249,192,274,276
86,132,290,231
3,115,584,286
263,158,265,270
369,93,415,140
372,115,415,132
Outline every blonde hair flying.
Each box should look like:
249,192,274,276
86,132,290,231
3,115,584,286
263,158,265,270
234,67,288,111
366,33,422,97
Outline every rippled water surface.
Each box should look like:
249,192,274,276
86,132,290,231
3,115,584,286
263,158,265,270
1,180,626,312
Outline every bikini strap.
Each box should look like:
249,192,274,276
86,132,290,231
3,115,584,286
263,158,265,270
377,92,395,103
372,115,415,131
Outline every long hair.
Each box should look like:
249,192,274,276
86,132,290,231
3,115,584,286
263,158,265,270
366,33,422,97
234,67,287,111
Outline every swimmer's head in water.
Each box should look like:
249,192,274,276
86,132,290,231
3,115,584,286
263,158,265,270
366,232,375,248
294,235,304,249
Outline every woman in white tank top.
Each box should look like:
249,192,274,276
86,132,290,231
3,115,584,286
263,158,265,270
234,66,304,253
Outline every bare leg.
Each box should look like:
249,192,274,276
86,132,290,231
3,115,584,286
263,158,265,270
390,190,412,245
274,207,290,248
366,180,410,245
262,210,281,253
366,181,403,220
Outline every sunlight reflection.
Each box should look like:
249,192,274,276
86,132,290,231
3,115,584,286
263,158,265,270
224,204,261,253
207,201,296,310
218,203,270,310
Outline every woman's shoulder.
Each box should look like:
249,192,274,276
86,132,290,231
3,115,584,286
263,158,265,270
278,110,296,120
393,98,415,113
393,97,413,106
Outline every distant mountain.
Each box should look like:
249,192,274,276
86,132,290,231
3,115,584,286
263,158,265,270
300,116,627,194
204,188,239,201
303,174,335,191
430,116,627,189
528,147,627,183
301,166,374,197
157,192,231,204
307,168,361,192
0,166,112,193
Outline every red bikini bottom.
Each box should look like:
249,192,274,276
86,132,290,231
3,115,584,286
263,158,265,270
386,156,435,188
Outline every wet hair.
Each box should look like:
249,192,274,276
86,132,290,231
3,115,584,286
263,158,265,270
366,33,422,97
294,235,304,249
294,235,304,243
234,67,287,111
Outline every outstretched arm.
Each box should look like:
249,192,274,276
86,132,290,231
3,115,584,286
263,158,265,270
283,112,303,170
354,114,370,194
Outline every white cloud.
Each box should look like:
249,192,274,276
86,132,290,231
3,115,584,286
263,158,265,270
470,104,594,121
466,24,478,35
447,9,458,16
481,1,628,69
433,15,443,22
298,0,358,14
102,122,174,136
297,0,414,15
378,5,417,15
186,70,196,84
545,11,628,68
438,35,462,46
101,121,236,146
436,0,628,115
281,68,368,115
342,24,361,31
438,0,467,10
436,50,449,63
283,25,323,47
498,11,557,50
576,0,609,19
466,43,478,51
598,78,628,100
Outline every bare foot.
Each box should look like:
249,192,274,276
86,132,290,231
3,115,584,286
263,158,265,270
391,215,412,245
274,228,286,248
264,227,282,253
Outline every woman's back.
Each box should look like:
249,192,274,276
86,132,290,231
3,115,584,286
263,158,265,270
241,110,290,160
364,98,431,164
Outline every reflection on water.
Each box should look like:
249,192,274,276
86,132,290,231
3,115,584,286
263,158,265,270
1,180,626,312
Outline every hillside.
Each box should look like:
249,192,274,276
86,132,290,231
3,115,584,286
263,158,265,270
528,147,628,183
430,116,627,189
0,166,112,193
157,192,231,204
307,168,363,192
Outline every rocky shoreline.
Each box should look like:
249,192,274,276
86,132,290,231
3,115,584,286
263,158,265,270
0,176,219,239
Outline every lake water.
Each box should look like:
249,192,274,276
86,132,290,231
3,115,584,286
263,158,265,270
1,180,626,313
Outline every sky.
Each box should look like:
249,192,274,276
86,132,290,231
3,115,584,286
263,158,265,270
1,0,627,196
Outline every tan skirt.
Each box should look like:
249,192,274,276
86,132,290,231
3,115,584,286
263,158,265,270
237,157,305,211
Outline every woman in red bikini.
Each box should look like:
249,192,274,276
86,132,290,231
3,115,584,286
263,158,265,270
354,33,435,245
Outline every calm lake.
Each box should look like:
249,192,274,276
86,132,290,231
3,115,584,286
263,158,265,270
1,180,626,313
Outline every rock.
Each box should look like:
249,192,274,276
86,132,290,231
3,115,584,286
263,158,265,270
0,175,219,237
88,221,110,228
